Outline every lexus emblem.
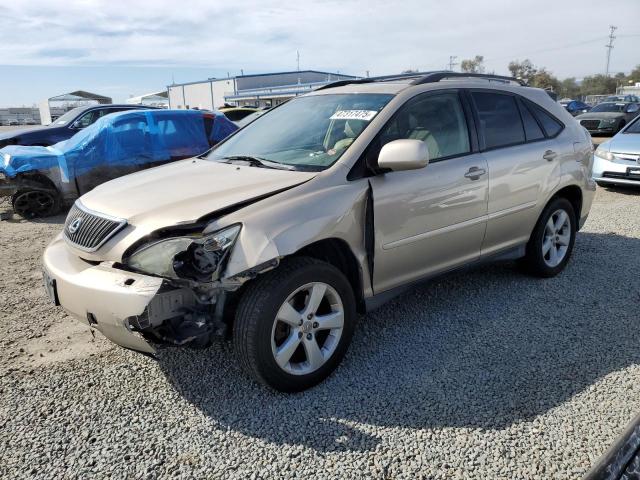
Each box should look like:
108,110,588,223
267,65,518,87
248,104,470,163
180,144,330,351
68,218,83,234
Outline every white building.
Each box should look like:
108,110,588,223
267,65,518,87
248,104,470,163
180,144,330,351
167,70,357,110
126,91,169,108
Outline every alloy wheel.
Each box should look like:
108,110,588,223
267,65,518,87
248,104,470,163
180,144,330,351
542,209,571,268
270,282,344,376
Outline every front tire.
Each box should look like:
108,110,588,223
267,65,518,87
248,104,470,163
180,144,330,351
234,257,356,392
522,197,576,278
11,189,60,218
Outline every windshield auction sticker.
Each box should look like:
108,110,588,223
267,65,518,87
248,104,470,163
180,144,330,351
330,110,378,121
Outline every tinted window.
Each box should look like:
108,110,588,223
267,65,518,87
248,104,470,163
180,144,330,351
518,100,545,141
75,110,103,128
224,110,255,121
528,103,563,137
377,92,470,161
472,92,525,149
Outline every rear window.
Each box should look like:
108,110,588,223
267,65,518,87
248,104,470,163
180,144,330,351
472,92,525,149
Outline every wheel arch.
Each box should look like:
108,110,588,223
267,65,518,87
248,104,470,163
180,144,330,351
293,238,365,314
549,184,582,230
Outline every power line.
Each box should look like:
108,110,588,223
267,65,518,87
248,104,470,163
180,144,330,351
605,25,617,77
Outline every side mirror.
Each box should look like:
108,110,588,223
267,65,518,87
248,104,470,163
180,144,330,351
378,139,429,172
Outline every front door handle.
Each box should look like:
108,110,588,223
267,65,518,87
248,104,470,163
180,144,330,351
543,150,557,161
464,166,486,180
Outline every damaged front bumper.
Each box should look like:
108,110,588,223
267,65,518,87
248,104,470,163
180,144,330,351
42,235,230,354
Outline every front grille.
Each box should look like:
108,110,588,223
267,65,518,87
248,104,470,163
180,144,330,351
580,120,601,130
63,202,127,251
613,152,640,164
603,171,640,181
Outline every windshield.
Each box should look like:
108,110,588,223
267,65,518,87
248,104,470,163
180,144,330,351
207,93,393,170
51,106,87,126
624,116,640,134
591,103,626,113
58,116,105,151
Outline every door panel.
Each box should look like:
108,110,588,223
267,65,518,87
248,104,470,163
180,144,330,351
480,139,562,255
370,153,489,293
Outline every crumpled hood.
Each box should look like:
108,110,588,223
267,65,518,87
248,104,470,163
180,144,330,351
79,158,317,226
0,144,63,177
576,111,625,121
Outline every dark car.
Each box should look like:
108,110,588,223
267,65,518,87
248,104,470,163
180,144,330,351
0,104,157,149
584,413,640,480
559,99,591,116
605,94,640,103
576,102,640,135
0,109,237,218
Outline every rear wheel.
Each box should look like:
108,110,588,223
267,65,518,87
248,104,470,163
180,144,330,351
12,189,60,218
234,257,356,392
522,197,576,277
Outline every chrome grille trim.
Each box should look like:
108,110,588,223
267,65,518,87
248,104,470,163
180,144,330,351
63,201,127,252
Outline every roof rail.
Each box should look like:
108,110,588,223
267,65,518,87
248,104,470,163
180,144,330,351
314,72,436,91
411,71,526,86
314,71,526,92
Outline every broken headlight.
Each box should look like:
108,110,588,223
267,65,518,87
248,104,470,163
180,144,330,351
126,224,241,282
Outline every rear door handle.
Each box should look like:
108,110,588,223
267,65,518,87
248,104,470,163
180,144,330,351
543,150,557,161
464,166,486,180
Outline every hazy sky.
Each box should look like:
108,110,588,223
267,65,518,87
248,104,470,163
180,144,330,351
1,0,638,106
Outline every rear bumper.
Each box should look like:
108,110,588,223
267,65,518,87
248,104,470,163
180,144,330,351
42,234,162,354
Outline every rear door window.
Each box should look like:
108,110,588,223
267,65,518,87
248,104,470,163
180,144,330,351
471,92,525,149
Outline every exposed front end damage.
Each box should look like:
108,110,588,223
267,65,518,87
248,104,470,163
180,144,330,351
43,232,280,354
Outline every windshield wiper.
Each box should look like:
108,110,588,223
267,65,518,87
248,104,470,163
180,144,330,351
220,155,296,171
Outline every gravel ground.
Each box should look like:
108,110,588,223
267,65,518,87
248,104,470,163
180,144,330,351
1,186,639,479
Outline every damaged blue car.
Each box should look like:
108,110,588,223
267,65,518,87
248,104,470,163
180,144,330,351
0,109,237,218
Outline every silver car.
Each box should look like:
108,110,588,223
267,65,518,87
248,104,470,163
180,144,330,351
593,114,640,187
42,72,596,391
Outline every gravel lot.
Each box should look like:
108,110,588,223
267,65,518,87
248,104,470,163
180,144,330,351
1,186,639,479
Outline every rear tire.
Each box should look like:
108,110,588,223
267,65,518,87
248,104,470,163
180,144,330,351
522,197,576,278
234,257,356,392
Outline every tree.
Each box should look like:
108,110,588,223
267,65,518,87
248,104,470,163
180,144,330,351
401,69,419,74
529,68,560,93
580,74,618,96
558,78,580,99
460,55,485,74
508,59,537,82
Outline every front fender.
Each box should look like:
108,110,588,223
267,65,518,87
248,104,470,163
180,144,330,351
216,175,370,285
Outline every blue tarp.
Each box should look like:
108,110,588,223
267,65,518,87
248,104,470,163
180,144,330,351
0,109,237,181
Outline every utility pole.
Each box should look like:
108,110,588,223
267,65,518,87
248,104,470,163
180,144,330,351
605,25,617,77
448,56,458,72
296,50,300,71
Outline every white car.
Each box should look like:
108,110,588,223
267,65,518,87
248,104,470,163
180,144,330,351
593,115,640,187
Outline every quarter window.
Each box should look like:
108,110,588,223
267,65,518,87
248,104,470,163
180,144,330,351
527,102,563,137
377,92,470,161
518,100,545,141
471,92,525,149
